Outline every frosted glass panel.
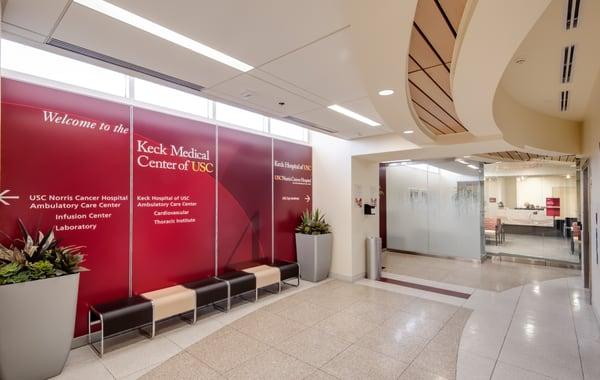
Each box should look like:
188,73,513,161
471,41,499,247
386,163,483,259
387,164,429,253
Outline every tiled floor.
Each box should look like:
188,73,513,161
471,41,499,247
143,280,470,380
383,251,580,291
53,256,599,380
486,234,580,263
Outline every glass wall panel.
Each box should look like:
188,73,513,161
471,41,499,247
133,78,209,117
386,161,483,259
484,161,580,263
270,118,308,142
215,102,266,132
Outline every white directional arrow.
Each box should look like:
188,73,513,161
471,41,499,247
304,195,311,203
0,189,20,205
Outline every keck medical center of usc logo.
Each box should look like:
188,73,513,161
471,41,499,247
136,139,214,173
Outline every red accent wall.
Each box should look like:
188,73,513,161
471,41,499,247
273,140,312,261
0,78,313,338
0,79,130,336
217,128,272,272
132,108,216,293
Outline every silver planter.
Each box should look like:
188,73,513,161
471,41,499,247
0,273,80,380
295,233,332,282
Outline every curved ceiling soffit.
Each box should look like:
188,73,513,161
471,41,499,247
452,0,581,155
406,0,471,140
343,0,434,146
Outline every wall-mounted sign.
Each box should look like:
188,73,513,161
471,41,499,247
546,197,561,217
0,78,312,337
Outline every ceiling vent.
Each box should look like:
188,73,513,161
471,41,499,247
47,38,205,92
560,90,570,112
565,0,581,30
283,116,338,134
561,44,576,83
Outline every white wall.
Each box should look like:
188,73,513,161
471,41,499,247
312,133,381,281
351,158,379,278
311,132,353,280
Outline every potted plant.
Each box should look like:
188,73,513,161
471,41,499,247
295,209,332,282
0,220,85,380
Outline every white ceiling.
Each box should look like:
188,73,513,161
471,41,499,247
1,0,393,139
501,0,600,121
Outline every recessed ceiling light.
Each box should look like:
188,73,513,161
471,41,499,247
73,0,254,72
514,58,526,64
566,174,571,179
378,89,394,96
327,105,381,127
403,130,414,134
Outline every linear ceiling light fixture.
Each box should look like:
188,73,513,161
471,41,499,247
73,0,254,72
327,105,381,127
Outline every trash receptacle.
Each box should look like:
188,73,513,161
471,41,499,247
366,236,382,280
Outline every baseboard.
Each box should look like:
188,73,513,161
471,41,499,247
329,271,366,283
72,332,95,349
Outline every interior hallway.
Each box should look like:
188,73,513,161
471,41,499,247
53,263,599,380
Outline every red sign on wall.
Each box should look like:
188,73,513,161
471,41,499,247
217,128,272,273
0,79,131,336
273,140,312,262
0,78,313,338
546,197,561,217
132,108,216,293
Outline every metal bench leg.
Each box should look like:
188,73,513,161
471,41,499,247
282,277,300,287
88,309,104,357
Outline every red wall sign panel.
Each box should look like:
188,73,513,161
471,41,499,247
217,128,272,272
0,79,130,336
273,140,312,262
546,197,561,217
132,108,216,293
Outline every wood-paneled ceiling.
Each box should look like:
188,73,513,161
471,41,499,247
408,0,467,136
478,151,577,163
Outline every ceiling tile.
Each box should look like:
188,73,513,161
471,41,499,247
409,70,461,121
109,0,347,67
3,0,69,37
413,0,456,63
340,97,386,126
425,65,452,98
294,105,387,139
260,28,366,104
204,73,322,116
437,0,467,33
52,3,239,87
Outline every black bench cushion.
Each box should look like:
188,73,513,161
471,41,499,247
183,277,228,307
217,271,256,296
270,260,299,281
91,296,153,337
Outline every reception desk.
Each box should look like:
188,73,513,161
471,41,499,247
496,208,554,227
486,206,562,236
